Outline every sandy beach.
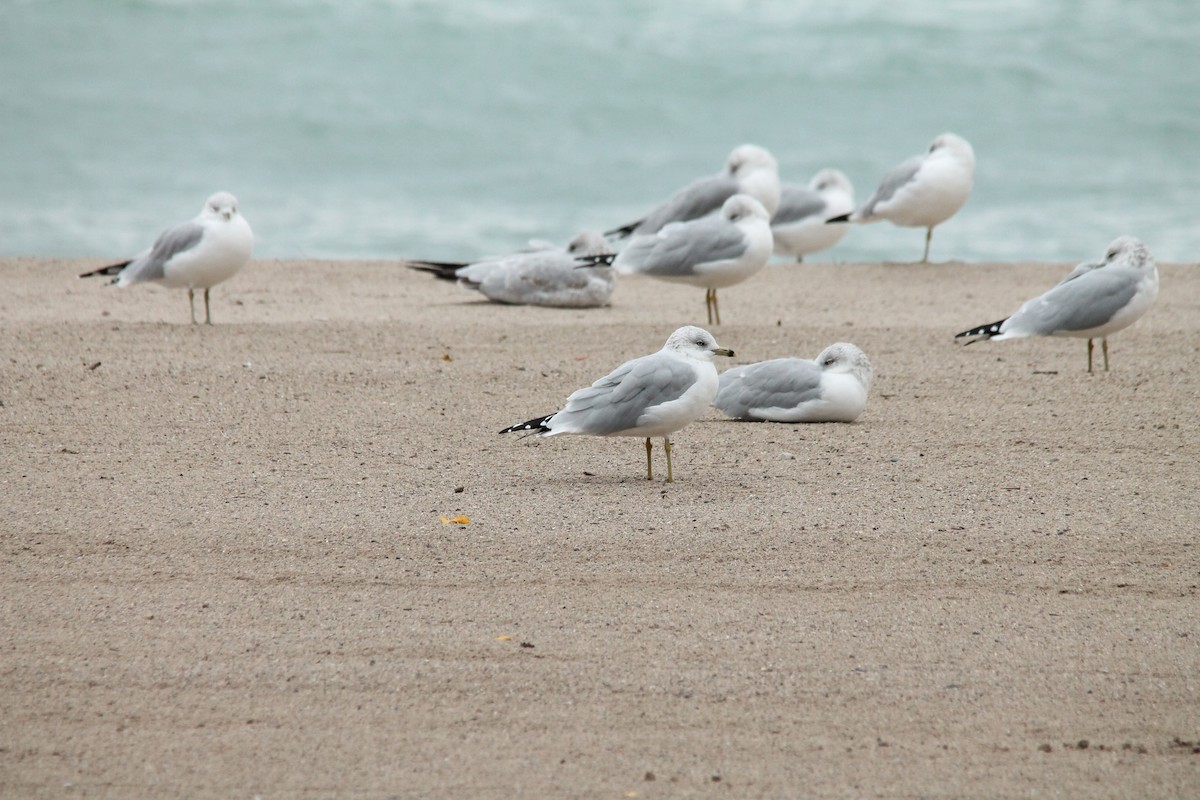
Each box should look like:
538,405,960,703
2,255,1197,798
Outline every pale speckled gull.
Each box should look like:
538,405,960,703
955,236,1158,373
606,144,781,239
79,191,254,325
407,231,616,308
714,342,873,423
583,194,773,325
499,326,734,482
771,169,855,261
828,132,975,262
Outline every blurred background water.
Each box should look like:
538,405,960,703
2,0,1197,263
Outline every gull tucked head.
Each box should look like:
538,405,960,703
810,168,853,195
664,325,735,360
565,230,615,258
816,343,874,392
204,191,240,222
1101,235,1153,271
927,132,976,165
725,144,778,178
721,193,770,224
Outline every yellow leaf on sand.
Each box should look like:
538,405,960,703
495,636,512,641
439,515,470,525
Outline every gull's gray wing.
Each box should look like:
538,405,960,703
118,222,205,285
1010,267,1141,335
858,154,923,218
617,217,748,278
1056,259,1102,286
771,185,827,225
609,174,739,237
553,353,699,434
714,358,822,418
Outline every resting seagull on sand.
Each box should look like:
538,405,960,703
79,191,253,325
955,236,1158,373
713,343,873,423
581,194,773,326
407,231,616,308
500,326,734,482
827,133,975,262
606,144,781,239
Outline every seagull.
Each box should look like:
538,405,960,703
827,133,975,262
79,191,254,325
605,144,781,239
581,194,773,325
713,342,873,422
407,231,616,308
499,326,734,482
771,168,856,261
955,236,1158,373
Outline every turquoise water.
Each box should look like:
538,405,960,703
2,0,1198,263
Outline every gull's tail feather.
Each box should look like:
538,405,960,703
500,414,554,435
575,253,617,269
825,212,851,224
407,260,467,281
955,318,1008,343
604,221,640,239
78,260,130,282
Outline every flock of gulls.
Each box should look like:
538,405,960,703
78,132,1161,482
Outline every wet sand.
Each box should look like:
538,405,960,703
2,256,1198,797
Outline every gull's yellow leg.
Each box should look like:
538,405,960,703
1102,338,1110,371
188,288,198,325
922,227,933,263
644,437,653,481
663,437,674,483
707,288,721,326
1087,338,1095,374
204,288,214,325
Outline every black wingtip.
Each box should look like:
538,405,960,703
574,253,617,270
955,318,1007,341
604,221,640,239
825,213,851,224
499,414,554,435
406,260,466,281
78,260,130,279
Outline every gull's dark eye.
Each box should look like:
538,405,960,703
696,339,706,347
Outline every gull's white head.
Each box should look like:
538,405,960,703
927,133,976,167
725,144,778,178
1101,235,1154,271
566,230,614,258
721,193,770,224
816,342,874,391
204,191,240,222
664,325,735,360
809,168,854,197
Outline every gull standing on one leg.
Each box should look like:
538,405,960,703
955,236,1158,373
827,133,975,263
605,144,781,239
499,326,734,482
581,194,773,325
79,191,254,325
771,169,855,262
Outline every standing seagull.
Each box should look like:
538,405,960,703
606,144,781,239
771,168,856,261
827,133,975,262
499,326,734,482
407,231,616,308
955,236,1158,373
714,342,873,422
79,191,254,325
582,194,773,325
